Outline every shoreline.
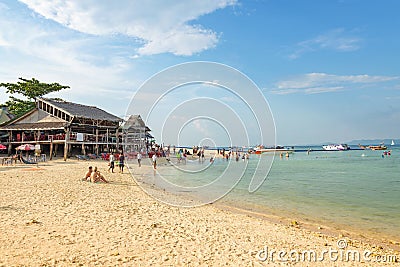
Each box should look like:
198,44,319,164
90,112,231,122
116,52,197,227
214,202,400,252
130,154,400,248
1,159,399,265
128,160,400,252
217,196,400,249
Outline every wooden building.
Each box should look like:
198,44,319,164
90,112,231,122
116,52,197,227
121,115,152,157
0,98,123,160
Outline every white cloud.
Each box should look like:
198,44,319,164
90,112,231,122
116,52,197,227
0,35,9,46
270,73,399,95
0,3,10,46
289,28,361,59
304,86,344,94
18,0,236,56
193,120,210,136
385,96,400,100
0,1,161,115
0,14,133,90
268,88,300,95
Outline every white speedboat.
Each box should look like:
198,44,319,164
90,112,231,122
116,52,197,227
322,144,349,151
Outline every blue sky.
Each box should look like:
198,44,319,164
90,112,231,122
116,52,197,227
1,0,399,145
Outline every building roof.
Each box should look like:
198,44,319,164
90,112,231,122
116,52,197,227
0,121,66,131
38,115,65,123
0,108,14,124
40,98,122,122
121,115,146,130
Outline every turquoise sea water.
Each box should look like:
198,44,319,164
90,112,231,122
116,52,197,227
134,146,400,241
225,147,400,241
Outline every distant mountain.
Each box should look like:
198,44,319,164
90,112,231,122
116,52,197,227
347,139,399,145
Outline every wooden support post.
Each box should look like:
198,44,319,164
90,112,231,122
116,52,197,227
8,131,12,155
142,128,145,150
95,127,99,155
63,142,69,161
49,141,53,160
63,128,70,161
81,143,86,155
116,128,119,152
106,129,109,150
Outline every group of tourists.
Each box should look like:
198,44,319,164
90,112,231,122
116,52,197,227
107,153,125,173
81,152,126,184
382,150,392,158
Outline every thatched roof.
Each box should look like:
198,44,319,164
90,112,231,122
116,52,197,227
0,108,14,124
121,115,146,130
40,98,122,122
0,98,122,132
1,122,66,131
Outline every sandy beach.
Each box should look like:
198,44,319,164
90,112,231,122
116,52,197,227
0,158,399,266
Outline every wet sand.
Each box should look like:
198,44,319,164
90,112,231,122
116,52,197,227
0,158,399,266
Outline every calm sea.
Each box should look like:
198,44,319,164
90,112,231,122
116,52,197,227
132,146,400,242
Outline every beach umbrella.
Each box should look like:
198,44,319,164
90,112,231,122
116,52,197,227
16,144,35,151
0,144,7,150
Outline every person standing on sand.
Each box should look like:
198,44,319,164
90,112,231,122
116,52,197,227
152,153,157,169
108,153,115,173
119,154,125,173
137,152,142,167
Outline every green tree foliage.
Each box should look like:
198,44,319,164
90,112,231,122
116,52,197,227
0,77,69,117
3,96,35,118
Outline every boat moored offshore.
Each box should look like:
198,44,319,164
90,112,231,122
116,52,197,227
322,144,350,151
368,145,387,150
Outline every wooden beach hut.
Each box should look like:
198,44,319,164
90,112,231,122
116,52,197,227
121,115,152,157
0,98,123,160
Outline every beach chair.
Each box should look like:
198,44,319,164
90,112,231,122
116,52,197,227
21,155,37,165
76,155,89,160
